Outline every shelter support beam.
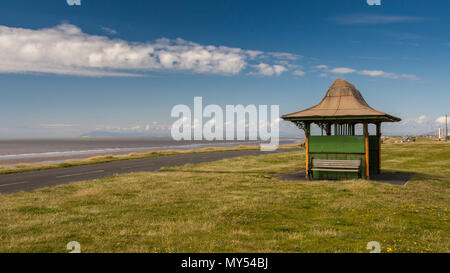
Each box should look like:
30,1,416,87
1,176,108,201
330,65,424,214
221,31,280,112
363,122,370,179
376,121,381,174
305,122,311,179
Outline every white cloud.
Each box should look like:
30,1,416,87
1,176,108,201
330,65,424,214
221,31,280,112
436,116,447,124
416,115,428,124
332,14,425,25
100,26,117,35
358,70,386,77
396,74,420,81
0,24,297,77
252,63,287,76
267,52,301,61
330,67,356,74
321,65,419,81
95,123,170,132
275,60,300,69
314,64,328,70
292,69,305,76
246,50,263,59
0,23,422,81
40,123,73,128
381,115,439,135
273,65,287,75
358,70,419,80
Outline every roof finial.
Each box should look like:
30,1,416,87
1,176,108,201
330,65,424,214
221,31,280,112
331,78,355,88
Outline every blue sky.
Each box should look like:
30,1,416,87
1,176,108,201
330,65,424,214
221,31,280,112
0,0,449,137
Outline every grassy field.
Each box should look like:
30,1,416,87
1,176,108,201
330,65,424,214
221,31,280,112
0,140,448,253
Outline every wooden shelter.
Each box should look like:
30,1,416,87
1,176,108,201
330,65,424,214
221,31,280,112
282,79,401,179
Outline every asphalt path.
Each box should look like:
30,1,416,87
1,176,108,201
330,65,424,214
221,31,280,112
0,149,297,194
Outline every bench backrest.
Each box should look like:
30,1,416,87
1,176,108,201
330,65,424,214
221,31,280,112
312,159,361,169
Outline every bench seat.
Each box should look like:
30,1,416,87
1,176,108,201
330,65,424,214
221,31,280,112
309,159,362,178
311,168,360,172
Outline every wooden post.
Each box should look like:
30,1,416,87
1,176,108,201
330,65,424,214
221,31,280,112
363,122,370,179
376,122,381,174
305,122,311,179
334,123,337,136
326,123,331,136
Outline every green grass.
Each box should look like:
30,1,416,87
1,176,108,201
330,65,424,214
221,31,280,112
0,141,448,253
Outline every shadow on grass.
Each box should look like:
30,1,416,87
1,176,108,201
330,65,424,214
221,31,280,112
278,170,415,186
159,166,449,187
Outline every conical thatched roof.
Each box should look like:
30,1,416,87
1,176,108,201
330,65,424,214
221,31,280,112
282,79,400,122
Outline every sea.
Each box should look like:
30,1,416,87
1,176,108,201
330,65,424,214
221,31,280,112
0,137,303,166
